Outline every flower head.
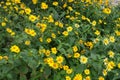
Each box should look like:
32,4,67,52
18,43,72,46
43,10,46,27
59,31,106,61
41,2,48,10
29,15,37,22
80,56,88,64
53,1,58,6
10,45,20,53
56,56,64,64
103,8,111,14
73,73,82,80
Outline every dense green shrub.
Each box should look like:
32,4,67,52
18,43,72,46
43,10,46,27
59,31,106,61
0,0,120,80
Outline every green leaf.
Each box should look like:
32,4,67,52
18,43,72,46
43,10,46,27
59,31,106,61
58,48,66,55
59,12,66,19
43,66,51,79
28,59,38,69
53,72,61,80
90,53,97,60
20,74,27,80
67,48,73,54
48,7,59,20
74,64,86,73
18,65,28,74
69,37,75,46
6,74,13,80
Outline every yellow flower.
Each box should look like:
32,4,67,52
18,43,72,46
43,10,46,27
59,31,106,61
118,63,120,69
13,0,21,4
66,68,73,74
103,8,111,15
65,76,71,80
48,15,54,23
80,56,88,64
94,30,100,35
79,39,83,44
51,33,56,38
109,36,115,43
74,23,80,28
106,61,115,71
75,12,80,15
68,0,74,3
51,62,59,69
73,46,78,52
29,15,37,22
6,1,11,6
99,19,102,24
70,16,75,21
92,20,96,26
103,38,109,45
19,10,24,14
39,49,45,54
58,22,63,28
45,50,50,56
93,38,99,43
47,57,54,66
25,28,29,33
102,69,107,76
53,1,58,6
36,22,41,28
25,40,30,45
73,73,82,80
116,24,120,28
108,51,115,58
63,3,67,8
81,15,86,20
3,6,7,9
51,47,57,54
32,0,38,4
84,42,93,49
25,8,31,14
39,37,43,42
6,28,12,33
98,76,104,80
11,32,15,36
10,45,20,53
62,31,69,36
40,23,47,32
1,22,6,27
67,26,73,32
115,30,120,36
0,56,3,60
66,15,70,18
3,56,8,60
84,69,90,75
41,2,48,10
63,65,69,70
103,58,108,65
55,21,59,25
46,38,52,43
56,56,64,64
29,29,36,36
85,76,91,80
74,52,80,58
68,6,73,11
4,18,8,21
24,28,36,37
20,3,26,9
109,61,115,67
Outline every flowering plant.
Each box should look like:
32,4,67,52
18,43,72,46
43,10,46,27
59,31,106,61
0,0,120,80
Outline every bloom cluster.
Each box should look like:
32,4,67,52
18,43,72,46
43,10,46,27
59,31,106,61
0,0,120,80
